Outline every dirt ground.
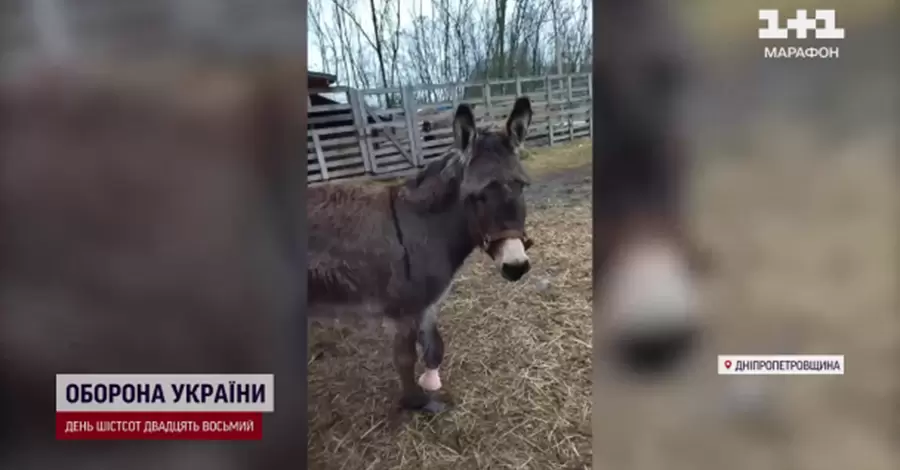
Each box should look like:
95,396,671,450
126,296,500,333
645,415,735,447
308,141,594,470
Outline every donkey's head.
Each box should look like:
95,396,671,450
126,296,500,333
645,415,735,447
448,97,534,281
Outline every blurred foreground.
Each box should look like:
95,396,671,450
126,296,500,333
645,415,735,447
594,2,897,469
0,2,307,468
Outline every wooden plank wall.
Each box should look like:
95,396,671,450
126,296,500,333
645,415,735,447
307,72,592,184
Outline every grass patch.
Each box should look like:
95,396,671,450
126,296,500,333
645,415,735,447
362,139,592,187
522,139,592,178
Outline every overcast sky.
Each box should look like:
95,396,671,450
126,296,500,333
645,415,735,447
307,0,437,72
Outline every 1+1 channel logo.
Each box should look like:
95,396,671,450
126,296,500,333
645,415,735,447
758,9,844,59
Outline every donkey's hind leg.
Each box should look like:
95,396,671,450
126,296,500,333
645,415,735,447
392,317,446,413
417,323,444,391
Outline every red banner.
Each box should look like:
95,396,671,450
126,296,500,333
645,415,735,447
56,411,263,440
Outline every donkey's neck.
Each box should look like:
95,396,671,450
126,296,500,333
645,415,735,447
421,198,476,273
394,173,477,275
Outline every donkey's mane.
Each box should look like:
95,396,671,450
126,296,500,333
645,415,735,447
395,147,465,210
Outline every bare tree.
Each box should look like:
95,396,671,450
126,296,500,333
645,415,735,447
308,0,592,97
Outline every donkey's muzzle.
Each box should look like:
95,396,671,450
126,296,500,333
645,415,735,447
493,238,531,281
602,238,701,376
501,259,530,281
610,324,699,376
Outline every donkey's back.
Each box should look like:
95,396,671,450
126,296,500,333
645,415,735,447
307,182,406,317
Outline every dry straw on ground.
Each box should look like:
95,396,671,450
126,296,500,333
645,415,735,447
308,141,594,470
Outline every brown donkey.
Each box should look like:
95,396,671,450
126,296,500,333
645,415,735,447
308,98,535,412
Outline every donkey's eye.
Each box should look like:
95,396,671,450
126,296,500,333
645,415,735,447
505,180,525,195
469,190,488,203
485,181,504,192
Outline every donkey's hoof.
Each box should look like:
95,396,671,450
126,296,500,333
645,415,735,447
400,394,448,414
420,398,448,414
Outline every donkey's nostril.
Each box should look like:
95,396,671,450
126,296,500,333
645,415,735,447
501,261,530,281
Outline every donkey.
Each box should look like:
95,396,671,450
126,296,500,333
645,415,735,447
593,0,708,375
308,97,535,412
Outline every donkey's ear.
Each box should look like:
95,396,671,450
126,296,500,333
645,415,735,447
439,152,464,182
506,97,533,145
452,104,477,153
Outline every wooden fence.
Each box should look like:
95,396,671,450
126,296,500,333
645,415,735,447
307,72,592,184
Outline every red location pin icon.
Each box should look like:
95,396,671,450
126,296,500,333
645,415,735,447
724,360,733,369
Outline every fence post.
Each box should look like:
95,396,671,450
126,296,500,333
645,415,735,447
311,132,329,181
483,81,492,124
349,88,373,174
401,85,421,167
358,90,379,173
515,77,525,140
567,75,574,142
587,73,593,140
545,76,554,146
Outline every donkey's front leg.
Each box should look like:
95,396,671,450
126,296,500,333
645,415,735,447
417,323,444,391
392,319,446,413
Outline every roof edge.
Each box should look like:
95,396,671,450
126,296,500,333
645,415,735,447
308,70,337,84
